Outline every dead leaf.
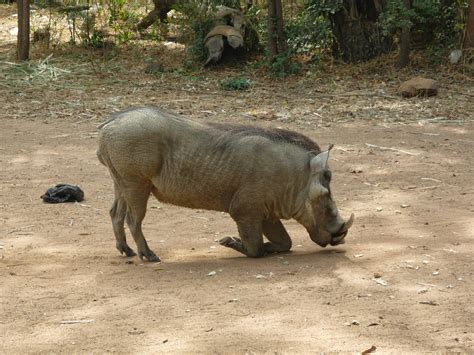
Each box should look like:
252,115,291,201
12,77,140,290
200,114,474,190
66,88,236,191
361,345,377,354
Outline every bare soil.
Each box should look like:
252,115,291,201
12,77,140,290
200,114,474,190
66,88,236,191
1,5,474,353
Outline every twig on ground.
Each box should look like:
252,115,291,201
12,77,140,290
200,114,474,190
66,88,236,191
366,143,420,156
60,319,95,324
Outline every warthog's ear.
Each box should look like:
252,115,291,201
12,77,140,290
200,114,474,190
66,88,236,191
310,144,334,174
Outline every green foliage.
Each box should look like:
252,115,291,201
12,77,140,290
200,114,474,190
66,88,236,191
379,0,417,34
244,5,267,50
285,8,332,56
107,0,141,44
304,0,343,17
82,30,106,48
217,0,241,8
147,22,169,42
220,76,253,90
266,50,300,77
413,0,469,46
75,8,106,48
379,0,469,47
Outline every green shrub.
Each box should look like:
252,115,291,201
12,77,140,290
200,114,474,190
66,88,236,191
107,0,141,44
267,50,300,77
220,77,254,90
379,0,469,48
285,8,332,57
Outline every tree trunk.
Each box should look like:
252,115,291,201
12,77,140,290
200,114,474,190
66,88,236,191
274,0,286,53
17,0,30,61
267,0,286,60
398,0,412,68
330,0,390,63
267,0,278,57
464,0,474,49
136,0,175,31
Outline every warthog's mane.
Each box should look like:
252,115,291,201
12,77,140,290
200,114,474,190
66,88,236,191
208,122,321,153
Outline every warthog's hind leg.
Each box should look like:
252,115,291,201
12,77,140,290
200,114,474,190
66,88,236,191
110,185,136,257
262,219,292,254
121,181,160,262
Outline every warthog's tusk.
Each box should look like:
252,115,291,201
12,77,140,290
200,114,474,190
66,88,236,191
331,213,355,244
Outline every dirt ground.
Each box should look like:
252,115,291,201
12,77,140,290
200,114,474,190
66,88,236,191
1,5,474,353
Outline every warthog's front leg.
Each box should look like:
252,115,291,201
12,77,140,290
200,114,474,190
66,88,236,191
219,220,265,258
262,219,292,254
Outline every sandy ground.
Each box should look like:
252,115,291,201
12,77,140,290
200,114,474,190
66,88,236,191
1,116,473,353
1,4,474,353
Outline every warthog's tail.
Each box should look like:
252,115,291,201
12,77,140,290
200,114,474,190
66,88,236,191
97,116,116,129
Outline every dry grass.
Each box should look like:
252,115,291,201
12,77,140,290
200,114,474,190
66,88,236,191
1,4,473,127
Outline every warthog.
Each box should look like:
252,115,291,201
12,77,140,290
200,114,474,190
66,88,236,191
97,107,354,262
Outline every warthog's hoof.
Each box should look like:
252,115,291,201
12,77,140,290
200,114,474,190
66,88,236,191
219,236,242,249
138,249,161,263
116,242,137,257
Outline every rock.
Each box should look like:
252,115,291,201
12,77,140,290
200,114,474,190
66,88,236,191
399,77,439,98
449,50,462,64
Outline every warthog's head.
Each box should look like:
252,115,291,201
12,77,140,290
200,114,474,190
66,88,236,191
295,145,354,248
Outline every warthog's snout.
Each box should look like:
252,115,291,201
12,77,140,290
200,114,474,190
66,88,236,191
329,213,354,246
311,213,355,248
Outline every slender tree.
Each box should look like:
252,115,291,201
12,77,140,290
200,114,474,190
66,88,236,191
464,0,474,48
267,0,286,59
267,0,277,57
398,0,412,68
17,0,30,61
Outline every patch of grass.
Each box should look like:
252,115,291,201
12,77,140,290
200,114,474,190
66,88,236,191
219,77,253,91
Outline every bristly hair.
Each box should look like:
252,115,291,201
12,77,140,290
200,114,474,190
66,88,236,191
208,123,321,153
